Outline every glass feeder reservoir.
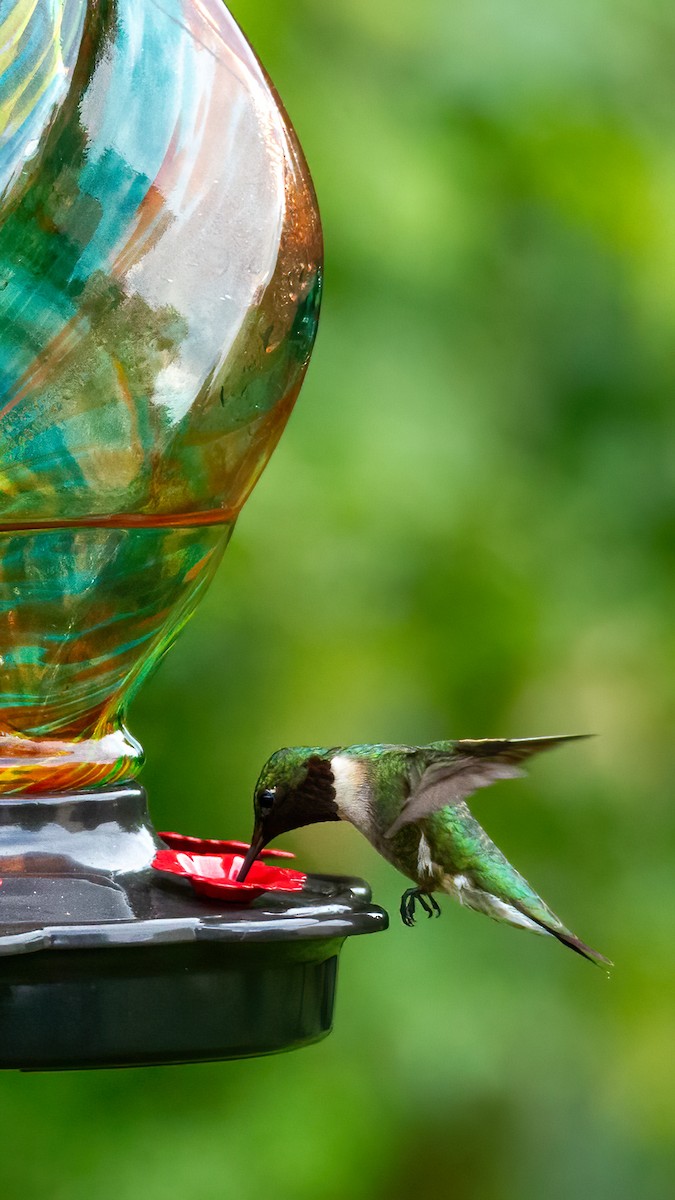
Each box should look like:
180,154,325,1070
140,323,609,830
0,0,385,1070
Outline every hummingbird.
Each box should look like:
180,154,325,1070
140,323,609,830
238,734,611,967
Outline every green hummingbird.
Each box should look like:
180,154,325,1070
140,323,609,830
238,734,611,967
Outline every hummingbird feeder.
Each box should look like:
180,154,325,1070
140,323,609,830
0,0,386,1071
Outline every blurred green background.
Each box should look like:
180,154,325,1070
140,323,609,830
3,0,674,1196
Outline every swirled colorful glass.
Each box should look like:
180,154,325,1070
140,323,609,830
0,0,322,793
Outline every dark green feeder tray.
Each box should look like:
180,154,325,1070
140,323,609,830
0,787,387,1071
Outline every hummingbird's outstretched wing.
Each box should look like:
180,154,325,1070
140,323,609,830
385,735,588,838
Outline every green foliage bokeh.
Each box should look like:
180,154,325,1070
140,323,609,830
2,2,674,1197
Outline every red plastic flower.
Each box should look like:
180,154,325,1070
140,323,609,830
152,837,306,903
158,831,294,860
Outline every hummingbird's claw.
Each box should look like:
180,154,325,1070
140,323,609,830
400,888,441,926
418,893,441,919
400,888,417,925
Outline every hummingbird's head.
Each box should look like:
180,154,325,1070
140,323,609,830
237,748,340,880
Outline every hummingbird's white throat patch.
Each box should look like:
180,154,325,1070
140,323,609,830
330,754,370,824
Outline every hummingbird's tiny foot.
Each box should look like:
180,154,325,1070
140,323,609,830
400,887,438,926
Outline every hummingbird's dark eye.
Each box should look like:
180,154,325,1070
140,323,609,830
258,788,276,816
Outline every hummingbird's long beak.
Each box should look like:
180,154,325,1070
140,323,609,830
236,828,266,882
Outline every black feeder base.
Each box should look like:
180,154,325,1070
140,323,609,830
0,787,387,1071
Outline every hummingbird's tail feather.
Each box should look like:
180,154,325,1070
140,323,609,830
457,846,612,969
510,901,612,969
549,929,613,969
